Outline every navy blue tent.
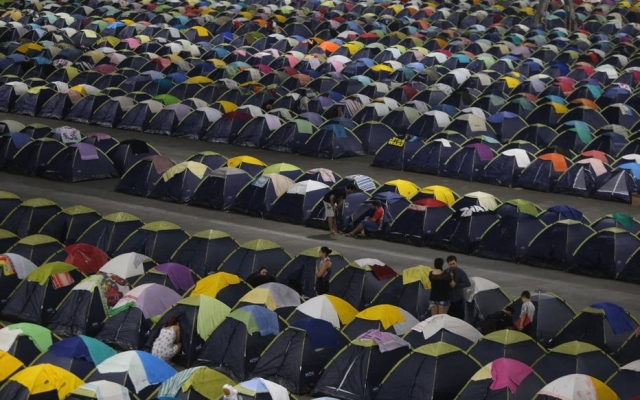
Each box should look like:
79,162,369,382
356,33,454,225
262,119,315,154
107,139,161,176
486,111,527,142
296,169,341,185
146,104,193,136
386,199,454,247
474,212,546,262
218,239,292,279
593,169,638,203
266,180,329,225
41,143,118,183
516,155,572,192
7,138,66,177
115,156,175,197
405,139,460,175
538,205,590,224
0,132,32,169
76,212,144,257
232,115,282,148
298,124,365,159
430,206,500,254
570,228,640,279
148,162,213,204
442,143,496,181
201,110,253,143
117,100,164,132
170,230,239,277
277,248,350,299
405,110,451,140
523,221,596,270
371,137,424,170
231,173,295,217
306,191,371,230
352,122,398,155
590,213,640,234
191,167,253,211
554,160,612,197
172,107,223,139
114,221,190,264
185,151,227,171
511,124,559,149
479,149,532,187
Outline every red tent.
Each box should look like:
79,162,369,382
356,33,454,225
63,243,109,274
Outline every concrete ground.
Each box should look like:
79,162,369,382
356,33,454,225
2,112,640,318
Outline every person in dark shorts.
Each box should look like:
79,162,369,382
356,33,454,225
315,246,333,295
429,258,454,315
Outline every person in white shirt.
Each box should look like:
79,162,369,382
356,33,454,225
517,290,536,337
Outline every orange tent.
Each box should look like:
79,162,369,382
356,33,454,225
539,153,568,172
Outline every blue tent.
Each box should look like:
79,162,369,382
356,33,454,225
148,162,213,204
184,151,227,171
232,173,295,217
430,206,501,254
479,149,532,187
593,169,638,203
554,160,612,197
116,156,175,197
191,167,253,211
474,211,547,262
371,137,424,170
31,335,116,378
7,138,66,177
570,228,640,278
386,199,454,247
516,155,572,192
41,143,119,183
266,180,329,225
442,143,496,181
107,139,161,176
263,119,316,154
523,220,595,270
298,124,365,159
538,205,589,224
405,139,460,175
352,122,398,155
0,132,32,169
590,213,640,234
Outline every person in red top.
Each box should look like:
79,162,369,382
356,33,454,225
345,201,384,238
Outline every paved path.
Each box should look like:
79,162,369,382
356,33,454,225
2,113,640,316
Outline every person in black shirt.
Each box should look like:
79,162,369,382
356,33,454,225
480,306,515,335
246,267,275,287
428,258,454,315
323,183,356,235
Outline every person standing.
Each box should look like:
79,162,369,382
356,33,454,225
516,290,536,336
315,246,333,295
445,255,471,320
323,183,356,235
428,258,454,315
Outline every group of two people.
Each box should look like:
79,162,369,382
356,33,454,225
428,255,470,319
323,183,385,237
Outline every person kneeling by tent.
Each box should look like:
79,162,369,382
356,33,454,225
345,201,384,238
480,306,515,335
151,317,181,362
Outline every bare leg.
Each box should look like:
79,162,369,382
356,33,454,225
346,223,364,237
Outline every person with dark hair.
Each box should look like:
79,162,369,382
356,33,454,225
517,290,535,336
315,246,333,295
246,267,275,287
345,200,384,237
151,316,181,361
323,183,356,235
428,258,454,315
480,306,515,335
444,255,471,320
262,99,275,111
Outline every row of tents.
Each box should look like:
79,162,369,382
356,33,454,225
104,150,640,281
0,235,639,398
0,228,639,397
2,117,640,202
372,136,640,203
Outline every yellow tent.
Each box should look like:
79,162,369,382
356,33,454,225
354,304,405,329
226,155,266,168
190,272,242,298
382,179,419,199
214,100,238,113
186,76,214,84
0,351,24,382
8,364,83,399
418,185,457,205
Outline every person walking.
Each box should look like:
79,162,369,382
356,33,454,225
323,183,356,235
315,246,333,295
445,255,471,320
428,258,454,315
516,290,536,336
